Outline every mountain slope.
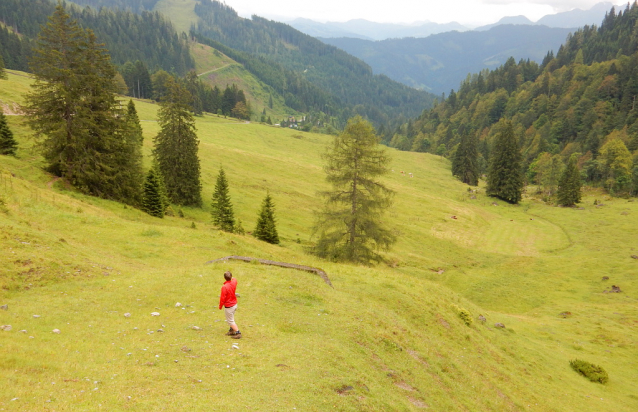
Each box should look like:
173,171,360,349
321,25,573,94
1,70,638,410
192,0,437,125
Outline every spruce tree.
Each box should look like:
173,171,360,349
141,164,167,218
486,122,524,203
153,77,202,206
211,167,235,232
0,51,6,79
557,156,582,206
24,5,129,201
254,193,279,244
118,100,145,205
313,116,395,263
0,111,17,156
453,131,479,186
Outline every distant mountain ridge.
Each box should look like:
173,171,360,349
290,2,617,40
475,2,616,31
288,18,469,41
321,25,573,94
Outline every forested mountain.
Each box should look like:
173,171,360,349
321,25,573,95
402,3,638,195
67,0,162,13
0,0,193,74
192,0,436,125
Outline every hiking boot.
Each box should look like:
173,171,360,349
230,332,242,339
225,328,234,336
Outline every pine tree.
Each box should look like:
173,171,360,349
0,111,17,155
452,131,479,186
24,5,129,201
211,167,235,232
557,155,582,206
313,116,395,263
153,77,202,206
487,121,524,203
141,164,167,218
254,193,279,244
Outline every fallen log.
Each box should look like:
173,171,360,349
205,255,333,287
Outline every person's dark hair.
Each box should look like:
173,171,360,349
224,271,232,281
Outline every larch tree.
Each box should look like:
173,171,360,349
153,77,202,207
486,121,524,203
24,5,133,201
253,193,279,244
211,167,235,232
0,111,17,156
557,155,582,206
313,116,396,263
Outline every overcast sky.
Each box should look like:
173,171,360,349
225,0,628,26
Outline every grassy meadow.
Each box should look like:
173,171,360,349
1,70,637,411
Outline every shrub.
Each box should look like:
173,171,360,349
569,359,609,384
452,304,473,326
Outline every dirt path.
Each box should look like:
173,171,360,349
197,64,233,77
205,255,333,287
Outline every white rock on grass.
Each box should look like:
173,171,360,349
175,302,182,307
1,325,12,331
52,329,61,334
151,312,160,317
33,315,41,318
19,330,27,333
124,313,131,318
192,326,202,331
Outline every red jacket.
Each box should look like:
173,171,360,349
219,278,237,309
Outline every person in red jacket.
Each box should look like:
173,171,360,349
219,271,241,339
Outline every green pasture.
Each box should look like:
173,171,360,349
0,72,637,411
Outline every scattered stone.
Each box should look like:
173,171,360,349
52,329,60,334
494,323,505,328
470,195,477,199
492,202,498,206
477,315,486,323
175,302,182,307
124,313,131,318
611,285,622,293
151,312,160,316
181,346,191,352
602,276,609,281
631,255,638,260
559,311,572,318
0,304,7,310
1,325,12,331
19,330,27,333
437,269,445,275
408,397,429,408
33,315,41,318
192,326,202,331
231,344,239,350
174,360,178,363
157,329,164,333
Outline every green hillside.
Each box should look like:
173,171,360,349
190,42,293,121
1,71,638,410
